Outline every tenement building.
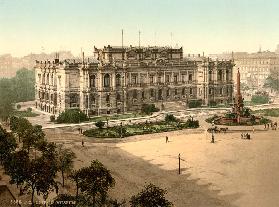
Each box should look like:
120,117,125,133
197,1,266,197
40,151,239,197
234,51,279,89
34,45,234,116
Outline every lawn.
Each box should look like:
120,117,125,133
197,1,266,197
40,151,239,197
253,108,279,117
83,119,199,138
12,110,39,117
89,113,147,122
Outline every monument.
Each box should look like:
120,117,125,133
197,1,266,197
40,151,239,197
207,69,268,126
232,69,244,124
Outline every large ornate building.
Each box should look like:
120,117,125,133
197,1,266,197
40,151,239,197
34,45,234,116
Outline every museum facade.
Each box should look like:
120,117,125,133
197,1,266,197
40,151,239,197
34,45,234,116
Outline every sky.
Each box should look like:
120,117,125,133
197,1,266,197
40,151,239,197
1,0,279,57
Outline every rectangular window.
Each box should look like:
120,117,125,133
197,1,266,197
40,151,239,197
189,74,192,81
174,75,178,83
132,75,137,84
165,75,170,83
150,76,154,84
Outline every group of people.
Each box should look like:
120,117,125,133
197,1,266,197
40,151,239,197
264,122,277,130
241,133,251,140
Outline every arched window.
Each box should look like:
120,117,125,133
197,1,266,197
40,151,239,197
218,70,222,81
133,90,137,99
51,74,54,86
116,93,121,101
106,94,110,103
209,71,212,81
90,75,96,87
158,89,162,100
166,89,170,97
182,88,185,95
104,74,110,87
47,74,49,85
150,89,154,97
116,74,121,87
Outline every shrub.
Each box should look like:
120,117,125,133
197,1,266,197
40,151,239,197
141,104,159,115
16,104,21,110
56,109,88,123
50,115,55,122
185,118,199,128
165,114,177,122
188,99,202,108
95,121,105,129
26,107,32,113
225,112,236,119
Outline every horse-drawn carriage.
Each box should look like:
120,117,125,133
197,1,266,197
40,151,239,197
207,126,228,133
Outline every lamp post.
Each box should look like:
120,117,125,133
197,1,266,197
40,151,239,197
211,120,215,143
120,122,123,138
178,153,181,175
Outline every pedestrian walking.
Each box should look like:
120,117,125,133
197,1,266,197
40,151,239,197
166,136,169,143
247,133,251,140
241,133,243,139
82,139,84,147
211,134,215,143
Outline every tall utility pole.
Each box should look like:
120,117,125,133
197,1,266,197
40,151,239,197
170,32,173,48
276,71,279,95
122,29,124,60
138,30,141,48
121,29,124,48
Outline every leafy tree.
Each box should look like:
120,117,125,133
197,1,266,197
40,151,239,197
71,160,115,206
0,78,14,121
56,109,88,124
0,126,17,164
10,116,33,142
0,69,35,120
95,121,105,129
69,169,83,197
24,155,58,207
3,150,29,192
22,124,45,153
264,75,279,91
10,68,35,102
56,145,76,187
130,183,173,207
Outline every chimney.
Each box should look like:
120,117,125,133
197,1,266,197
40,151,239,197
54,53,59,64
82,52,85,64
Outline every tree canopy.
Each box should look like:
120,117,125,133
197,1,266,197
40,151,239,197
130,183,173,207
0,68,35,120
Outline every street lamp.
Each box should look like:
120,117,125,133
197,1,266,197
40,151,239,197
211,120,215,143
120,122,123,138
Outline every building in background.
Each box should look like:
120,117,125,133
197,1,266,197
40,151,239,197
34,45,234,116
234,51,279,89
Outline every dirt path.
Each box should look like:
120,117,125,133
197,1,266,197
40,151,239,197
45,129,236,207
